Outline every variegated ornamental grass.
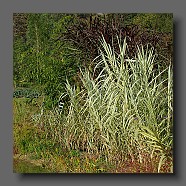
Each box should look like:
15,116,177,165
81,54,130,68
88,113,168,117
42,35,173,173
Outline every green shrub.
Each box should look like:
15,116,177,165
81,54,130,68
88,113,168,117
13,13,81,108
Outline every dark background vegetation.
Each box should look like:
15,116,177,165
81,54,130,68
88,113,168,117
13,13,173,108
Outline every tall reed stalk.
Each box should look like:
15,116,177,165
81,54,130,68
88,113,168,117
39,35,173,172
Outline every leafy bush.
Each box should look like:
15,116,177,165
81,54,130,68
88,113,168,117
13,14,81,108
13,88,41,98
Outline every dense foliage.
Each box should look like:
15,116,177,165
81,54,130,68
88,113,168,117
13,13,81,108
13,13,173,173
13,13,173,107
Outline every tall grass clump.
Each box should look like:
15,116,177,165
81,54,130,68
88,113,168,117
39,35,173,173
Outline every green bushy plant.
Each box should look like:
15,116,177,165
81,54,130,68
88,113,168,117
13,13,81,108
